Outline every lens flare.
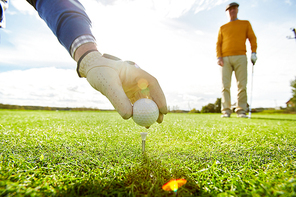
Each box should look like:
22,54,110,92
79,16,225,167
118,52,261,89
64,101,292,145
162,179,187,192
137,78,148,90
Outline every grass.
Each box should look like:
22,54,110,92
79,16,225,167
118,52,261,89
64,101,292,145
0,110,296,196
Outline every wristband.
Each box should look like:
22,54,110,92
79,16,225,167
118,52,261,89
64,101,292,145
76,49,98,77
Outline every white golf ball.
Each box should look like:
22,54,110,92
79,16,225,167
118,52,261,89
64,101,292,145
133,98,159,127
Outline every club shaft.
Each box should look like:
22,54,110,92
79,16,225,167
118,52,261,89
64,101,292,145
249,65,254,118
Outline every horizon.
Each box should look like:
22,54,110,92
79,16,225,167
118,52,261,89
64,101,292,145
0,102,287,112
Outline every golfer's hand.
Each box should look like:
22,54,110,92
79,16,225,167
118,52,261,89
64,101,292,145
217,57,224,67
77,50,167,122
251,53,257,65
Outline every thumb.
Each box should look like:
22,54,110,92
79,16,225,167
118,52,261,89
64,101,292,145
86,67,133,119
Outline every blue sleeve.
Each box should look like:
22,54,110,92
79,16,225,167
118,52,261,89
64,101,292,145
35,0,94,54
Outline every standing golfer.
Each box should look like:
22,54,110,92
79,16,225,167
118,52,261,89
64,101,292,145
216,2,257,118
1,0,167,123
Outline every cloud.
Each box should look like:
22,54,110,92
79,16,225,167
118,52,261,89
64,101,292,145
194,0,228,14
92,0,228,19
1,5,74,70
0,68,113,109
0,31,72,68
195,30,204,35
94,0,118,6
11,0,37,15
151,0,196,18
285,0,292,6
151,0,230,18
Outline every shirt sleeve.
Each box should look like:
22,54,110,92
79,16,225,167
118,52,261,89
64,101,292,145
216,27,223,58
247,21,257,53
26,0,36,8
70,35,96,58
27,0,95,55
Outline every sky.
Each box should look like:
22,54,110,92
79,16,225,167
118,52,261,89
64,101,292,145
0,0,295,111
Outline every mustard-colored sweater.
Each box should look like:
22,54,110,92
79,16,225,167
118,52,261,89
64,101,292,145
216,20,257,58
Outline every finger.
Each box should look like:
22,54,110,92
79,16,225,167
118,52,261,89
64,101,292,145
122,65,167,115
220,59,224,66
86,67,133,119
157,112,164,124
133,75,166,123
146,75,167,115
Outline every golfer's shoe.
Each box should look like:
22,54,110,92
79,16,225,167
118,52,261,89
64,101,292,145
237,113,248,118
221,113,230,118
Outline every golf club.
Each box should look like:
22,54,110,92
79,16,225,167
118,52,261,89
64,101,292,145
249,62,255,119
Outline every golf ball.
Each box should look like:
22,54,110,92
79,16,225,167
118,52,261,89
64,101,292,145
133,98,159,127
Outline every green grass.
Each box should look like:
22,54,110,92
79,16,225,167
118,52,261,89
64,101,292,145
1,110,296,196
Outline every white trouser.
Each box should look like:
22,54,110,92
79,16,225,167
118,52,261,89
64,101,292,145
221,55,248,114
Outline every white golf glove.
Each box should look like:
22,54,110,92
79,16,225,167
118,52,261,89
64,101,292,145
251,52,257,65
77,50,167,123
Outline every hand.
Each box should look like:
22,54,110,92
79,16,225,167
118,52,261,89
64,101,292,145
77,50,167,123
217,57,224,67
251,53,257,65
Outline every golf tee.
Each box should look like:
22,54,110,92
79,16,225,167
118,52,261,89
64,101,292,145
140,132,148,153
142,140,145,153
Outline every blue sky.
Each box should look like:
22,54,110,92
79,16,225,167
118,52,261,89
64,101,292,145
0,0,295,110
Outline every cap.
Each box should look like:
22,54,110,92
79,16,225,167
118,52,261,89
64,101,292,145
225,2,239,11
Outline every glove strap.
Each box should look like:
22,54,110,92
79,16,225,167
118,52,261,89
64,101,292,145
77,49,98,77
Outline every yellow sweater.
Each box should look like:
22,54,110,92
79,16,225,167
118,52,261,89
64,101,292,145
216,20,257,58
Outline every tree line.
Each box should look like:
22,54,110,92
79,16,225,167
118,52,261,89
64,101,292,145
189,98,221,113
289,77,296,111
0,103,103,111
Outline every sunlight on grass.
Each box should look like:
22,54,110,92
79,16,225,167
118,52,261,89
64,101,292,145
0,110,296,196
